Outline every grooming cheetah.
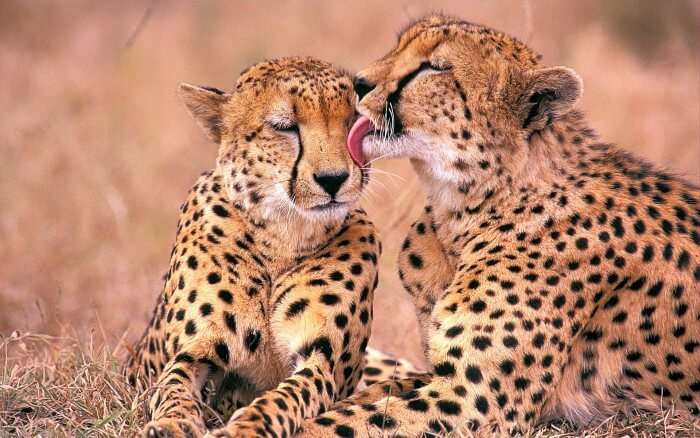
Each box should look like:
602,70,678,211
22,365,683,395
302,15,700,436
125,57,389,438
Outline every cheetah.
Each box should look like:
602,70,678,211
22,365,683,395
302,15,700,436
124,57,386,438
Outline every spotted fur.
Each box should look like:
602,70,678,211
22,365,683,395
302,15,700,436
124,57,386,438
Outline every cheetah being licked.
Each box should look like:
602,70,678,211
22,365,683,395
125,57,384,438
306,15,700,436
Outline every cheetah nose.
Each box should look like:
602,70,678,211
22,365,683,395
353,76,376,100
313,171,349,197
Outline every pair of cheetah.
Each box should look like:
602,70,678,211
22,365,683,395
128,15,699,437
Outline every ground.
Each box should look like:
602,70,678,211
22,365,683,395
2,333,699,437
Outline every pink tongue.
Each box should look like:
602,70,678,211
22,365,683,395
347,116,374,166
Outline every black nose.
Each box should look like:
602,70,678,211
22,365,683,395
353,77,376,100
314,172,349,197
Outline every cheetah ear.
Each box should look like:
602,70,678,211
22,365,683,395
178,83,230,144
518,66,583,131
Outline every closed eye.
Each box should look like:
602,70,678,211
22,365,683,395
427,61,452,72
388,61,452,106
401,61,451,90
268,121,299,134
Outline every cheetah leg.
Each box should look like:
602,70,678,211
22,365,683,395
142,351,211,438
334,375,432,410
208,351,335,438
340,347,431,408
398,209,454,353
360,347,425,387
208,211,381,437
300,263,581,436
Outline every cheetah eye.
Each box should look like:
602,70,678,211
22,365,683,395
427,60,452,72
268,121,299,134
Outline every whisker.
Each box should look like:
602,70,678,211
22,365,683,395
362,152,394,167
363,168,405,182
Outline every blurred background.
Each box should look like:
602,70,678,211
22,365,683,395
1,0,698,367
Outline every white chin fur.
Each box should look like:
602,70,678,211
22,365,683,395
296,203,350,222
362,134,417,162
363,132,463,186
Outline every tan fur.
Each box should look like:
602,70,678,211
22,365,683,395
124,57,388,438
301,15,700,437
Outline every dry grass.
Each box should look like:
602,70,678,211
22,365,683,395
1,332,148,437
3,333,699,437
1,1,699,436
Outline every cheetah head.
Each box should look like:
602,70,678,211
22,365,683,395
179,57,364,222
348,15,582,194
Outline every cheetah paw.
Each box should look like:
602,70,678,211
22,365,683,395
205,422,261,438
142,419,204,438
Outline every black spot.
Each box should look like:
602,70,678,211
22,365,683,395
514,377,531,390
500,360,515,375
368,413,396,429
623,367,642,380
663,243,673,260
409,253,423,269
212,204,230,217
245,329,261,353
335,314,348,329
526,297,542,310
300,336,333,362
446,325,464,338
465,365,483,384
359,308,370,324
470,300,487,313
223,311,236,333
532,333,545,348
218,289,233,304
435,361,456,377
436,400,461,415
185,320,196,335
678,250,690,270
407,398,429,412
503,336,518,349
335,425,355,437
475,396,489,415
472,336,492,351
175,353,194,363
553,295,566,308
207,272,221,284
286,298,309,318
199,303,212,317
315,417,335,426
350,263,363,275
611,216,625,237
613,311,628,323
214,342,230,363
647,281,664,297
320,294,340,305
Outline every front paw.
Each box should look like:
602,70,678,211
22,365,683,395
142,419,203,438
206,422,260,438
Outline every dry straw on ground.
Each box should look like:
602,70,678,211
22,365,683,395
2,332,699,437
